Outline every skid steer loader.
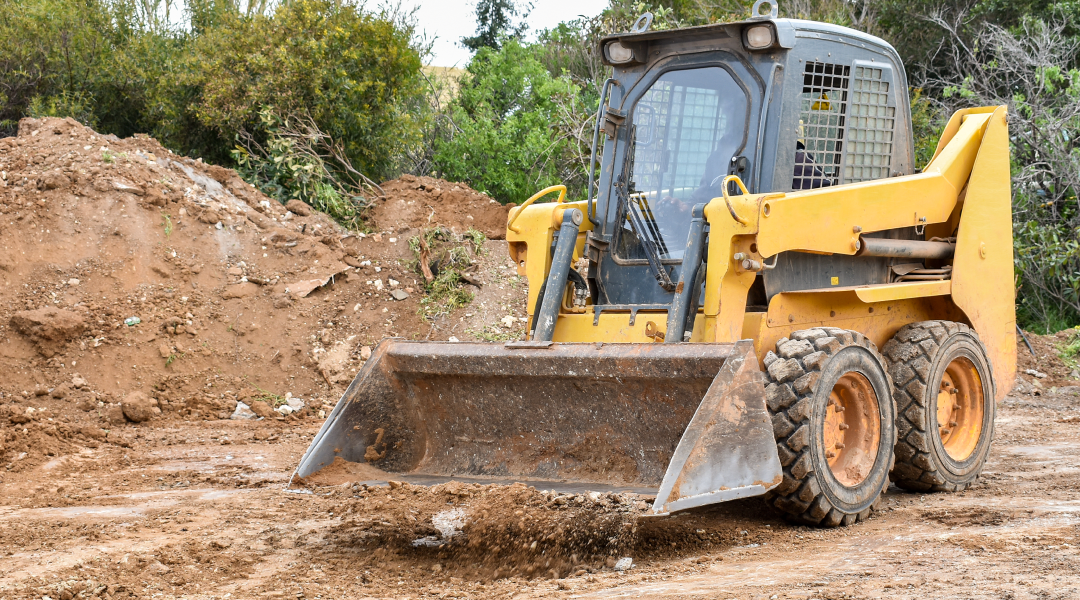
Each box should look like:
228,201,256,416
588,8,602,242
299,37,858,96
295,0,1015,526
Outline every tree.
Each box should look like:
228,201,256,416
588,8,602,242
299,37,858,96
461,0,531,52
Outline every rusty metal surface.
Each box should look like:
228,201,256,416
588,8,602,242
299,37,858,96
294,340,777,510
652,341,782,513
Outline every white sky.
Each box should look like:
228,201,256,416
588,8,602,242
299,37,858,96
406,0,612,67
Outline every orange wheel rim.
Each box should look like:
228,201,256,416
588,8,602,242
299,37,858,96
936,357,984,461
822,372,881,487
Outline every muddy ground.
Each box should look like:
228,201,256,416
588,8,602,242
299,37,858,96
1,119,1079,599
0,367,1078,599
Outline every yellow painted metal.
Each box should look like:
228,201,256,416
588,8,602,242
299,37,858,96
702,194,762,343
742,296,965,364
549,310,707,343
852,281,952,303
506,194,593,315
948,106,1016,402
753,113,990,258
507,185,566,233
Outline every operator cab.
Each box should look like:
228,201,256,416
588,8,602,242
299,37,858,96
585,1,916,314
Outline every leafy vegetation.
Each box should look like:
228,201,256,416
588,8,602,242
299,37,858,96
407,228,486,321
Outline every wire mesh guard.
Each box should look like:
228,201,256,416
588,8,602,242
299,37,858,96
845,66,896,182
794,62,849,190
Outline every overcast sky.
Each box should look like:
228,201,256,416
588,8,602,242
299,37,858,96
405,0,611,67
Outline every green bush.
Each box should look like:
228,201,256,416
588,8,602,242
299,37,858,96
168,0,424,179
0,0,425,211
432,40,584,204
0,0,116,134
231,107,377,230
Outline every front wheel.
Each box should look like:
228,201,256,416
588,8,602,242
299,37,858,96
763,328,896,527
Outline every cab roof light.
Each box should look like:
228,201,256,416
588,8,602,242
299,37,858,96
744,24,776,50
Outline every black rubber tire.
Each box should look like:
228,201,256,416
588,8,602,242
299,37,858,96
763,327,896,527
883,321,996,492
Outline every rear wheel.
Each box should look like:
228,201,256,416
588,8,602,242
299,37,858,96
883,321,996,492
763,328,896,527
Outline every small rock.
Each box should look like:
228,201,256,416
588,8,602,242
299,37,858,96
231,402,257,420
121,391,156,423
275,404,294,416
144,561,171,575
360,346,372,360
67,278,80,286
448,336,460,343
286,397,304,411
285,199,312,216
613,557,633,572
104,405,126,425
1025,368,1048,379
249,401,274,418
634,500,650,511
158,344,172,359
390,289,409,301
71,374,88,389
9,306,86,358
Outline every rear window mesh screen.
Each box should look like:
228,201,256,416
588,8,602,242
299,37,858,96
794,62,849,190
844,66,895,182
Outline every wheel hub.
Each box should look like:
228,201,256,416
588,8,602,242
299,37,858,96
936,357,984,461
822,372,881,487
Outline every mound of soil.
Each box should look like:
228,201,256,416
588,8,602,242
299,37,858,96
371,174,512,240
0,117,522,472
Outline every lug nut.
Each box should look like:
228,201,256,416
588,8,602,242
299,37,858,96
949,421,958,427
835,443,845,450
940,428,951,435
826,451,836,459
838,423,849,430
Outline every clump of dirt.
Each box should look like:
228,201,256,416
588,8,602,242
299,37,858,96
9,306,86,357
324,481,647,580
371,174,512,240
0,117,522,472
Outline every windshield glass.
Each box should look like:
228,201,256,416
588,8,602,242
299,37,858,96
616,66,747,262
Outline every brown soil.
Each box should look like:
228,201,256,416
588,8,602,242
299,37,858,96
370,174,513,240
3,119,1079,599
1017,328,1079,387
0,117,526,475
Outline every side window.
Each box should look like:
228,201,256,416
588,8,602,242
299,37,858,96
844,64,896,182
793,62,849,190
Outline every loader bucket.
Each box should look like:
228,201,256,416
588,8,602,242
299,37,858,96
293,339,782,514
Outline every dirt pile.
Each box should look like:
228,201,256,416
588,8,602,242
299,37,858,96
370,174,512,240
0,117,523,473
